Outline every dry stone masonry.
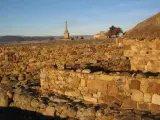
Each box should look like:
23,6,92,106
0,41,129,75
0,40,160,119
124,39,160,73
40,67,160,113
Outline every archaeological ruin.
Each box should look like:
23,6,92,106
0,12,160,120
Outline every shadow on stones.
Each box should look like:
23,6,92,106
0,106,73,120
64,62,160,77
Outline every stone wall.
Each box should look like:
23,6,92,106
40,68,160,113
124,39,160,73
8,86,158,120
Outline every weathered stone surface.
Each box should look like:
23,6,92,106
124,40,160,73
44,106,55,116
31,99,39,108
144,93,152,103
99,75,114,81
101,115,114,120
129,80,140,90
140,80,149,93
0,90,9,107
0,41,160,119
150,104,160,113
79,117,95,120
105,96,121,105
1,75,10,84
108,81,118,96
138,103,149,111
120,116,136,120
87,80,108,94
131,90,144,102
152,94,160,105
70,77,81,88
121,98,137,109
80,79,86,87
148,82,160,95
83,96,97,103
66,108,77,118
83,107,96,117
82,69,91,74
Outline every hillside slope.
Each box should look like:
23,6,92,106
124,12,160,40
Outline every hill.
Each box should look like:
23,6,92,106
0,36,55,43
0,35,93,43
124,12,160,40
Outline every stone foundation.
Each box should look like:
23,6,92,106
40,68,160,113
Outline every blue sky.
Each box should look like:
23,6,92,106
0,0,159,36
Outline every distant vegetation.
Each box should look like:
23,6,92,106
107,26,123,38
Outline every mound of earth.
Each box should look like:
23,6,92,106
124,12,160,40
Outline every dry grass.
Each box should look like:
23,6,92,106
124,12,160,40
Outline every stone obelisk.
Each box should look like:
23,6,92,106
64,21,70,39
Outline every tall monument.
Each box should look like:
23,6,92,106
64,21,70,39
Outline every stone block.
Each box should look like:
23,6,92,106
101,115,114,120
83,107,96,117
65,90,81,98
31,99,39,108
0,92,9,107
140,80,149,93
99,74,114,81
82,69,91,74
129,80,140,90
70,76,81,88
144,93,152,103
131,90,144,102
80,79,86,87
87,80,108,94
66,107,77,118
148,82,160,95
105,96,121,105
150,104,160,113
44,106,55,116
83,96,97,103
115,95,125,101
108,82,118,96
121,98,137,109
138,103,149,111
152,94,160,105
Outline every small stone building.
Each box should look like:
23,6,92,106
94,31,108,39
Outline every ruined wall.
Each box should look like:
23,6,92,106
124,39,160,73
0,41,127,75
40,68,160,113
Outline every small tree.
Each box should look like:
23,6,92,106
107,26,123,38
80,36,84,39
